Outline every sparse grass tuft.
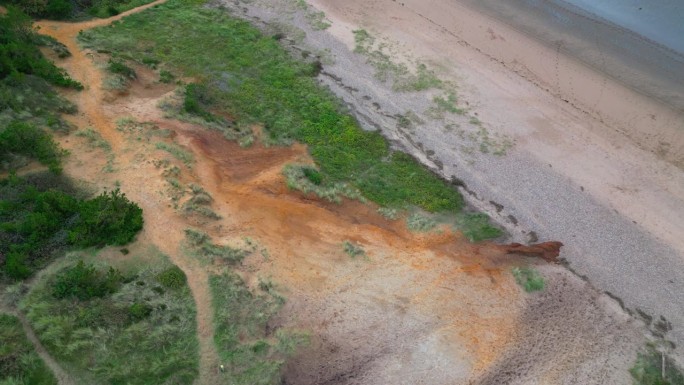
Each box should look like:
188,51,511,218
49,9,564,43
630,346,684,385
512,267,545,292
377,207,399,220
155,141,194,167
342,241,365,258
210,272,304,385
184,228,249,265
406,212,437,232
107,59,136,79
283,164,365,204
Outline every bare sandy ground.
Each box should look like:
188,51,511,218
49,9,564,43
295,0,684,364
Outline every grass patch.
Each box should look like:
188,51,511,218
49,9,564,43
455,212,503,242
21,256,198,385
182,184,220,219
184,228,250,265
78,0,463,214
377,207,400,220
511,267,545,292
406,211,437,232
631,346,684,385
155,141,194,167
107,59,136,79
283,164,364,204
0,313,57,385
210,272,305,385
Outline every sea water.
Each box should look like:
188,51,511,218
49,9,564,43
564,0,684,55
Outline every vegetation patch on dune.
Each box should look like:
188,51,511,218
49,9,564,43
210,272,306,385
0,313,57,385
512,267,545,293
77,0,476,217
21,254,199,385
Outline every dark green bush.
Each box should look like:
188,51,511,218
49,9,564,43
1,178,144,280
156,265,187,289
0,6,82,89
69,188,144,247
0,120,66,173
302,167,322,185
52,261,123,300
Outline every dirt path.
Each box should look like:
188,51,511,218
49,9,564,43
15,311,77,385
33,4,222,385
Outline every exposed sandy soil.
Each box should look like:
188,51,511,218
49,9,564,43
20,1,654,384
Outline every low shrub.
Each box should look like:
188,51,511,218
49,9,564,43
455,212,503,242
51,261,123,300
107,59,136,79
156,265,187,289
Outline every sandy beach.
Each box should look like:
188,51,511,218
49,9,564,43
305,0,684,363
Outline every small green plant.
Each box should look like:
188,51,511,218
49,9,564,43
342,241,365,258
159,70,175,83
156,265,187,289
128,301,153,322
302,167,323,185
512,267,545,292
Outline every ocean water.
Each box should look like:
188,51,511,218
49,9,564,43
563,0,684,55
459,0,684,111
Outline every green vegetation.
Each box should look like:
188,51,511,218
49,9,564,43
342,240,365,258
4,0,157,20
78,0,467,216
353,29,441,92
184,228,250,265
630,346,684,385
511,267,545,292
107,59,137,79
22,257,198,384
283,164,364,204
52,260,123,300
1,121,66,173
155,141,194,167
0,313,57,385
0,175,143,280
455,212,504,242
210,272,306,385
0,6,82,89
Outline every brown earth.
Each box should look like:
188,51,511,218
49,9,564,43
21,2,643,384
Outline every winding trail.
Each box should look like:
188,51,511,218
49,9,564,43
34,3,224,385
